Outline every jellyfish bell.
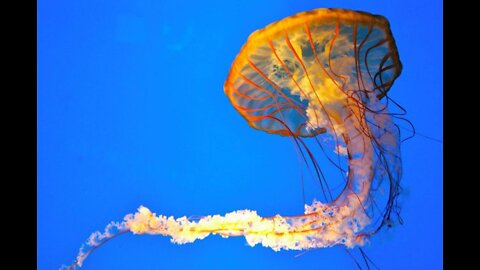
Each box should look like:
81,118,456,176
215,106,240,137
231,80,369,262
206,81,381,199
224,8,401,137
63,8,404,269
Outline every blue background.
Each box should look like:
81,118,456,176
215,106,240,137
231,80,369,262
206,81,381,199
38,1,443,269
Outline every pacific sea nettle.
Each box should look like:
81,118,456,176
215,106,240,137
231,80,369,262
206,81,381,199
64,8,403,269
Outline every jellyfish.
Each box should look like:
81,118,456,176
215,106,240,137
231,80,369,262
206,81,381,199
63,8,404,269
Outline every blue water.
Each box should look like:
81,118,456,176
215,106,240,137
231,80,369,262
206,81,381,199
38,1,443,269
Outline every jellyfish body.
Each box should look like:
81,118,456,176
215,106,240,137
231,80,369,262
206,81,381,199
64,8,403,269
223,7,403,244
